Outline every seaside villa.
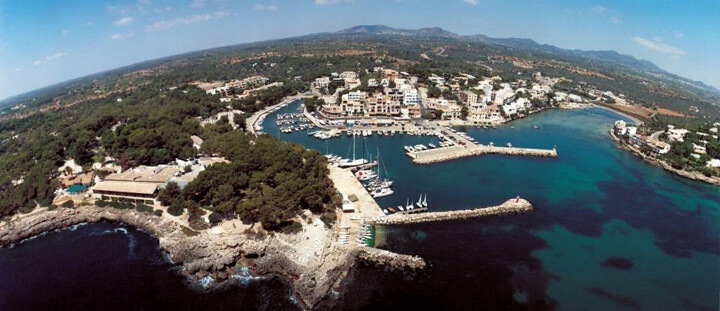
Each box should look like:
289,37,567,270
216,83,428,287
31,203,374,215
92,166,180,205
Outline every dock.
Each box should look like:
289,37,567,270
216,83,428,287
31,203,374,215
371,198,533,225
327,165,385,245
409,145,557,164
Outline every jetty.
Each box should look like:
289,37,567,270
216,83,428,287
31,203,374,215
409,145,557,164
371,198,532,225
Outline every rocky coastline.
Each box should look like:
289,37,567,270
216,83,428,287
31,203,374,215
609,130,720,186
0,206,426,309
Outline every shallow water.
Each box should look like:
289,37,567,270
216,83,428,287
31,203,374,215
0,102,717,310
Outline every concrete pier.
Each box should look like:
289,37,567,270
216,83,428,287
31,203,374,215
409,145,558,164
372,198,533,225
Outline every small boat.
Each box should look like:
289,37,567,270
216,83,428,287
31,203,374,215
421,194,428,208
405,198,413,211
397,205,405,211
372,187,394,198
404,146,415,153
428,143,437,149
415,194,423,208
383,209,389,215
388,207,396,213
534,125,540,129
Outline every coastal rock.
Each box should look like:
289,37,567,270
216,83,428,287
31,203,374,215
609,131,720,186
0,205,427,309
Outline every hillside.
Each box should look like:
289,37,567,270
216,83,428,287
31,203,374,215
1,25,719,123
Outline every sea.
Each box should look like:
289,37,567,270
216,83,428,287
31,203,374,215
1,100,717,310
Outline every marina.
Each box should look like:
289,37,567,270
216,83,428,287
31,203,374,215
261,99,720,311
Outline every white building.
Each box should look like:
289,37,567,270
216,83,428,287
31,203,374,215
403,89,420,106
339,71,357,80
314,77,331,89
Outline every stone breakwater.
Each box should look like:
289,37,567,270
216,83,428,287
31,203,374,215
358,248,427,271
374,198,533,225
0,206,424,309
609,130,720,186
412,146,557,165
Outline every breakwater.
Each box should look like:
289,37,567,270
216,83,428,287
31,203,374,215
358,248,426,270
373,198,533,225
411,146,557,164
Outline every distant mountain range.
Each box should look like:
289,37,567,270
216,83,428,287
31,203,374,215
331,25,718,94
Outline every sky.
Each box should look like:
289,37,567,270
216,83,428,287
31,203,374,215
0,0,718,101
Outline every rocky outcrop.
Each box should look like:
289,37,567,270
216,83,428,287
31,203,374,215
0,206,427,309
358,248,426,270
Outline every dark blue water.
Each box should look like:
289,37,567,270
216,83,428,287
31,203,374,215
0,101,717,310
0,222,299,310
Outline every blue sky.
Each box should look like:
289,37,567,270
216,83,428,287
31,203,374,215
0,0,718,100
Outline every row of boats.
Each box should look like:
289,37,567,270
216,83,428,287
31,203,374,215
280,123,315,133
383,194,428,215
355,223,373,244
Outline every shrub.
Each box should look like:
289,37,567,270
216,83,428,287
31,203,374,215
96,201,109,208
48,205,58,211
208,212,223,224
20,205,34,214
167,201,184,216
136,204,153,213
280,221,303,234
61,200,75,209
108,201,135,210
320,210,336,228
153,209,163,217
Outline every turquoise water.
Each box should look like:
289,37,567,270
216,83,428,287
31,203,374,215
265,102,719,310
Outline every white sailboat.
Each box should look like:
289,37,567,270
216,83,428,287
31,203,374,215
415,194,423,208
405,198,413,211
421,194,428,208
339,135,368,168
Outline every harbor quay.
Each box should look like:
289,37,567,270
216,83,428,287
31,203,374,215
409,145,558,164
371,198,533,225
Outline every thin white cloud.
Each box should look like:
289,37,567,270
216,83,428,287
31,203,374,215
61,29,72,36
146,10,229,32
190,0,225,9
111,32,135,40
591,5,606,14
107,0,150,15
33,52,69,66
113,17,134,26
315,0,352,5
609,16,623,24
46,52,68,60
674,31,684,39
631,37,685,56
154,6,172,13
462,0,478,5
253,4,279,11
